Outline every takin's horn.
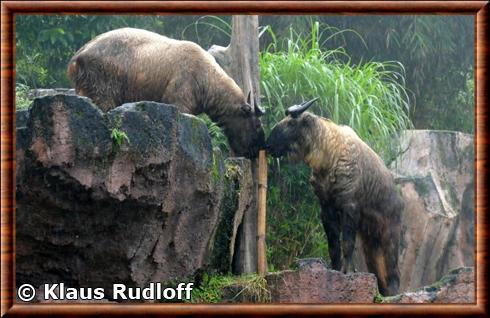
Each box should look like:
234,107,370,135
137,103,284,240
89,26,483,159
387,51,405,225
285,98,319,118
247,91,252,105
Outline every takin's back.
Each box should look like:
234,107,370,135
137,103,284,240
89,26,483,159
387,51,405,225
67,28,229,113
317,119,396,203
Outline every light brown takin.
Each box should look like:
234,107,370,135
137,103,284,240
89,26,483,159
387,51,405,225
265,99,403,296
67,27,265,158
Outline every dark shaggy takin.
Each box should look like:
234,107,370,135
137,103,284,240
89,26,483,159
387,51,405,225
67,27,265,158
266,99,403,296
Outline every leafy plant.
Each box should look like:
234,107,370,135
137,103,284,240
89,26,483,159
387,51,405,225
198,114,229,155
15,83,32,110
374,291,385,303
110,127,130,148
15,53,50,88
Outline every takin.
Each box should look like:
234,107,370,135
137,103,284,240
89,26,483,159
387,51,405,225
67,27,265,158
265,98,403,296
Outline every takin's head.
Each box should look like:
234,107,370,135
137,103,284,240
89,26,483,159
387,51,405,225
222,92,265,159
265,98,320,162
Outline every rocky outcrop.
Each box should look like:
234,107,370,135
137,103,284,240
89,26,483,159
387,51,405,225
265,259,378,303
219,260,474,304
16,94,252,300
383,267,475,303
352,130,474,293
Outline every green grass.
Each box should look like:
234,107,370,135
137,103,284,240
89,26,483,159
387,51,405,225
188,273,271,303
260,21,413,155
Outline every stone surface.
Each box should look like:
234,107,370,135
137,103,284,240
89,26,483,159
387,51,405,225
16,94,254,300
352,130,474,293
27,88,76,100
16,109,29,128
208,158,254,274
383,267,475,303
265,259,378,303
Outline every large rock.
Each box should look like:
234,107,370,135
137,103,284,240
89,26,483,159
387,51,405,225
353,130,474,293
16,94,247,299
265,259,378,303
383,267,474,303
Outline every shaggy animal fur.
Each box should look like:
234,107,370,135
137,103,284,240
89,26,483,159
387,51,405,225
67,28,264,158
266,109,403,296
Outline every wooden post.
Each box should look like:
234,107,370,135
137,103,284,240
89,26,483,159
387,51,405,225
257,150,268,275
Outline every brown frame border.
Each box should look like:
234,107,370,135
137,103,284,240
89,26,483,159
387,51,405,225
1,1,488,316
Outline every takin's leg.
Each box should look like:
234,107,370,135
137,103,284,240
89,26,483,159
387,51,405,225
360,206,401,296
383,220,401,295
382,195,402,295
339,202,361,273
320,203,342,271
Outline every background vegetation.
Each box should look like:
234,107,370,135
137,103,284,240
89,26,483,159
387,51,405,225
15,15,474,271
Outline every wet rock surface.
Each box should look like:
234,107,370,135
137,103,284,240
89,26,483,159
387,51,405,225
15,94,247,300
383,267,475,303
208,158,254,274
352,130,474,292
265,259,378,303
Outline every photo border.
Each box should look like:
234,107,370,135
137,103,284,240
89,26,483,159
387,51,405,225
1,1,488,316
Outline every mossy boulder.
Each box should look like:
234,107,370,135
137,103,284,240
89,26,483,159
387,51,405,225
16,95,253,301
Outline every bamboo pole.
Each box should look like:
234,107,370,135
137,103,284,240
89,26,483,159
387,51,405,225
257,149,268,275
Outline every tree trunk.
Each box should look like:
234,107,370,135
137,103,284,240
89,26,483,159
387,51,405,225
208,15,260,274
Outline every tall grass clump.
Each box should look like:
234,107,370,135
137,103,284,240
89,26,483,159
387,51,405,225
260,21,412,154
260,21,412,270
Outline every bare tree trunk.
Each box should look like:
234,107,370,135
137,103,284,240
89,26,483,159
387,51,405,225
208,15,260,274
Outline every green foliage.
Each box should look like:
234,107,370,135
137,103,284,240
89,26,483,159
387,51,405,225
260,21,413,154
266,163,328,270
15,83,32,110
16,53,49,88
374,291,385,303
188,274,234,303
311,15,474,133
198,114,229,155
110,127,130,148
188,273,270,303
